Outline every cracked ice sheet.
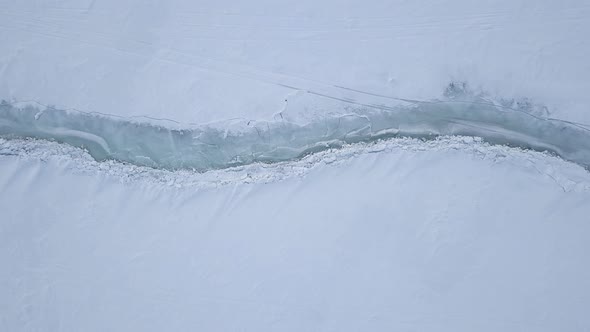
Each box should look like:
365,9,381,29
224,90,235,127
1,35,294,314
1,140,589,331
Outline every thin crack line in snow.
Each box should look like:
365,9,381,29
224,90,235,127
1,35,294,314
1,136,588,192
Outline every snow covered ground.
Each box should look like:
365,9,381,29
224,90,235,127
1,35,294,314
2,0,590,124
2,137,590,331
1,0,590,331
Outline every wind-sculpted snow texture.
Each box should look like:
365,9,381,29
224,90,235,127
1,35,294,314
1,97,589,170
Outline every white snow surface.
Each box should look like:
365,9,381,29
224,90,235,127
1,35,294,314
2,137,590,331
1,0,590,124
1,0,590,331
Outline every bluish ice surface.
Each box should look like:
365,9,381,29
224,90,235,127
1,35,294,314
1,97,589,171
